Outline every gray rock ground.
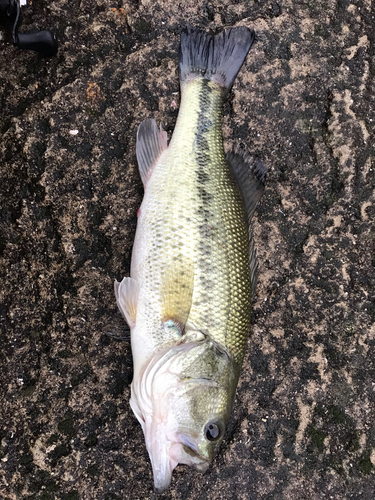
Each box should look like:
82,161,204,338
0,0,374,499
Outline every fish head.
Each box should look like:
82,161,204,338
130,337,239,492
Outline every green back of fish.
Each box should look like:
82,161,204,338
139,78,252,366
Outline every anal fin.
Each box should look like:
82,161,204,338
136,119,168,186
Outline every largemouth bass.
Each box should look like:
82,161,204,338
115,25,266,491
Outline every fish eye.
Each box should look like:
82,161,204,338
204,421,222,442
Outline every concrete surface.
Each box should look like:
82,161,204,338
0,0,374,499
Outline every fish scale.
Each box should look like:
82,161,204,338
135,79,251,365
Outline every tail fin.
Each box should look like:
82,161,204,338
179,26,255,93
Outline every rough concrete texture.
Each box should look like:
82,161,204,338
0,0,374,499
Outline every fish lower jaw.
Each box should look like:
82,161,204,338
145,423,211,491
151,445,210,493
151,455,178,493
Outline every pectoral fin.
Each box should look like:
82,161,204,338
114,277,140,329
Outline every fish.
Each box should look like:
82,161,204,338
115,25,266,492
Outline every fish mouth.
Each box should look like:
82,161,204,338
178,432,210,462
180,444,211,472
170,433,211,470
147,431,210,492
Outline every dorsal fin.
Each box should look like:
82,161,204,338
136,119,168,186
226,151,266,223
226,151,267,299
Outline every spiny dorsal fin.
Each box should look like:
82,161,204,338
136,119,168,186
226,151,266,223
114,277,140,329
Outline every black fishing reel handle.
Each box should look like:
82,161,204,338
16,30,58,57
0,0,58,56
